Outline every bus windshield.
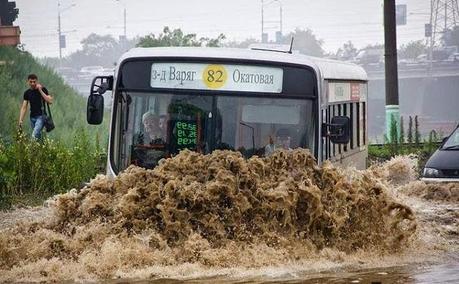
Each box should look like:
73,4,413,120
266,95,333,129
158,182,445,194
114,91,315,170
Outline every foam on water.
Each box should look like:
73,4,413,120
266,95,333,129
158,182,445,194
0,150,454,282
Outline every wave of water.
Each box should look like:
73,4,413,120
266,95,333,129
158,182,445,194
0,150,457,283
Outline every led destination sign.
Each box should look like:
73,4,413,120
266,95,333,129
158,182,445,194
151,63,283,93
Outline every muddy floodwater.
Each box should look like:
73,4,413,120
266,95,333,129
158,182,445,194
111,262,459,283
0,150,458,283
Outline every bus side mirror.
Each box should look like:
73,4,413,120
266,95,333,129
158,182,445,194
323,116,350,144
87,94,104,125
87,76,112,125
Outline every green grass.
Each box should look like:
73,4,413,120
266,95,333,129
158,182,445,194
0,46,109,144
0,130,106,209
368,141,441,173
0,47,109,209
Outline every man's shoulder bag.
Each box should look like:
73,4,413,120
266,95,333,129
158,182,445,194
42,99,55,132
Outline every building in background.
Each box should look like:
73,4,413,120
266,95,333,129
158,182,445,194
0,0,20,46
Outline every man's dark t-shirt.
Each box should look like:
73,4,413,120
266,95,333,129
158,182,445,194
23,87,48,118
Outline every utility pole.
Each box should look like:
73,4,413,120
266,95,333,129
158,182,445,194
429,0,459,48
384,0,400,141
57,1,75,60
261,0,265,42
115,0,127,41
280,3,283,35
261,0,282,43
123,7,126,38
58,1,62,59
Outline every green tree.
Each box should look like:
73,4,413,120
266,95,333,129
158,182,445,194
399,116,405,144
415,115,420,146
225,38,260,48
0,0,19,25
80,34,118,58
387,115,399,156
363,43,385,50
137,27,225,48
399,40,427,59
407,116,413,145
335,41,358,60
281,28,325,57
42,34,137,69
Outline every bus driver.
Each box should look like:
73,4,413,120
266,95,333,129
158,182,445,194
142,112,166,144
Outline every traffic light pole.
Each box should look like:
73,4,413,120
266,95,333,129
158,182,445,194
384,0,400,142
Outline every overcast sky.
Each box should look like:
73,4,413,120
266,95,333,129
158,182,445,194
15,0,430,58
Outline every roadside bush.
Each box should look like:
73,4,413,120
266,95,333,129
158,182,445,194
369,116,443,172
0,130,105,209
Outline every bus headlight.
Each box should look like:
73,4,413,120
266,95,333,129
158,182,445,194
423,167,440,177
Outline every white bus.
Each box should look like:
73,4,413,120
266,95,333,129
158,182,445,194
87,47,368,177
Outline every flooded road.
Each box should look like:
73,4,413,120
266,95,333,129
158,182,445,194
0,151,458,283
98,262,459,283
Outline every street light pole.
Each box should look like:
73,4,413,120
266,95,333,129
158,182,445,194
279,2,283,35
383,0,400,141
261,0,264,41
57,1,75,60
115,0,127,40
58,1,62,59
260,0,283,43
123,7,126,38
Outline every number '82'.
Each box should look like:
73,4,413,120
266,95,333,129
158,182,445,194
203,65,228,89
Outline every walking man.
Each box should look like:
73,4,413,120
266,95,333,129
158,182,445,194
18,74,53,139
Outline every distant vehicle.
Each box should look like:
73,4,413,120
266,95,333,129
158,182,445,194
101,68,114,76
77,71,93,80
447,52,459,62
422,124,459,182
355,48,384,65
55,67,78,81
416,54,428,63
85,47,369,177
80,65,104,75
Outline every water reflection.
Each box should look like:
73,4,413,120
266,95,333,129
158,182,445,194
104,262,459,284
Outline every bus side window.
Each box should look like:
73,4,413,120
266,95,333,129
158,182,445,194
320,109,328,161
337,104,342,154
359,102,366,147
362,102,367,145
350,103,354,149
326,105,331,159
355,103,362,147
343,103,348,152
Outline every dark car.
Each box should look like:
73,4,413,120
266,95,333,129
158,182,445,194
422,125,459,182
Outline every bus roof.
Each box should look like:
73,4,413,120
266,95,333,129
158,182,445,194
119,47,368,82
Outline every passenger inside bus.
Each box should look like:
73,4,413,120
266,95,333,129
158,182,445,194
264,128,292,156
142,111,166,144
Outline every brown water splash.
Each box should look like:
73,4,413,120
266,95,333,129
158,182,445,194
398,181,459,202
0,149,417,282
